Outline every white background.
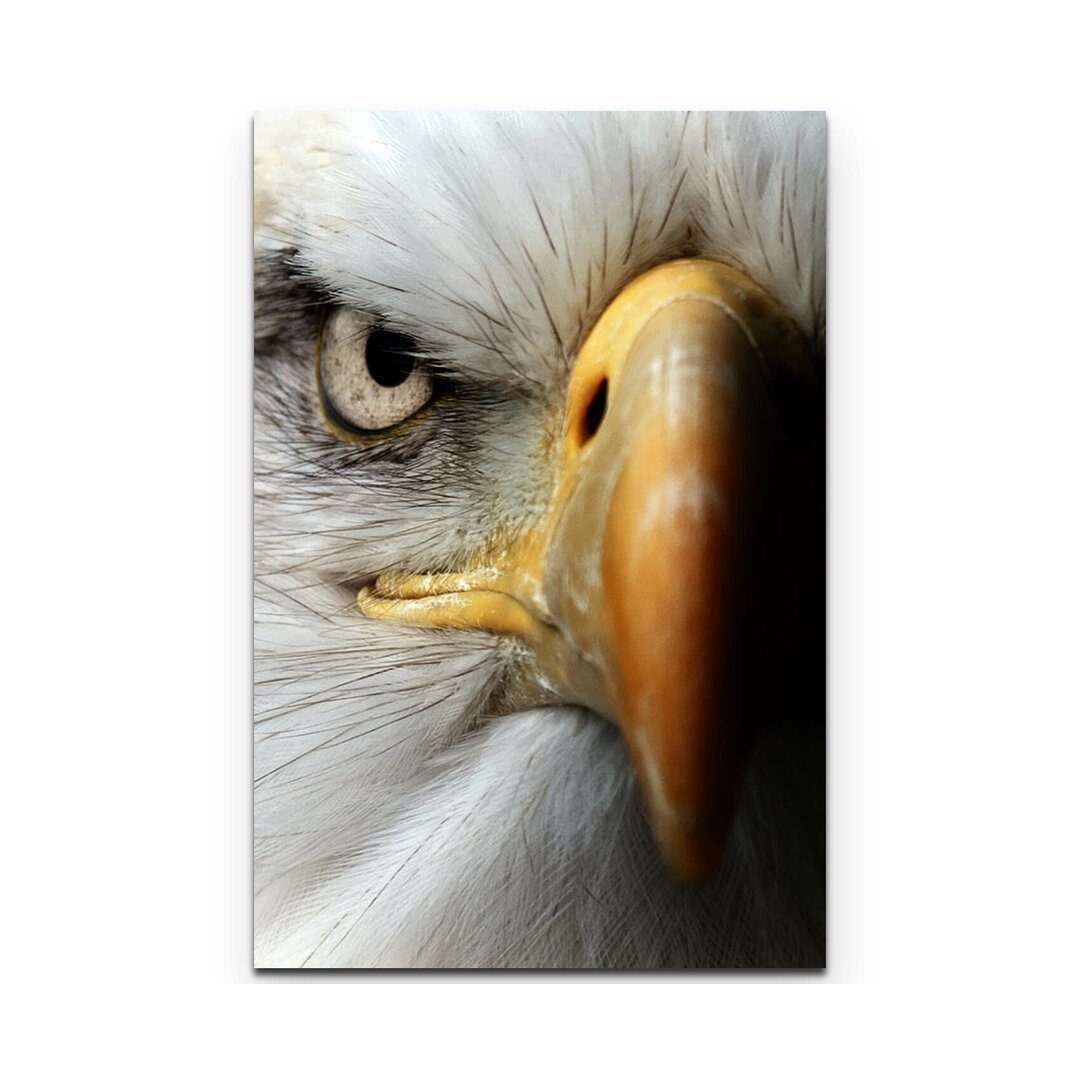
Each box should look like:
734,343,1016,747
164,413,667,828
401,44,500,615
1,2,1077,1075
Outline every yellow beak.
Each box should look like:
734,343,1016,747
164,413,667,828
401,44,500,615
358,258,809,883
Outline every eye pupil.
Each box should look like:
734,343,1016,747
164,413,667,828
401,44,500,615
366,329,417,388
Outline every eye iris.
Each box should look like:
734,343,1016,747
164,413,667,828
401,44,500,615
366,329,417,388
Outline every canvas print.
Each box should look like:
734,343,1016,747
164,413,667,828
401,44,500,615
254,111,825,968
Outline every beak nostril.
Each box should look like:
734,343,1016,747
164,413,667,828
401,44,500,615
581,377,608,444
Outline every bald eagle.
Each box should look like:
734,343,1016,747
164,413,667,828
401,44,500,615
254,111,825,968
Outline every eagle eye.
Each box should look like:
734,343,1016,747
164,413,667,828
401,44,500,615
317,310,434,436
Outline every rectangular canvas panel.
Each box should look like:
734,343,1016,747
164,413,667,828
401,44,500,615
254,111,825,968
